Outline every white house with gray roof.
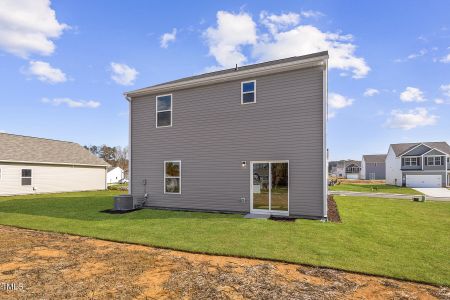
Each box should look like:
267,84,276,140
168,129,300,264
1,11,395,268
0,133,108,196
386,142,450,188
125,51,328,219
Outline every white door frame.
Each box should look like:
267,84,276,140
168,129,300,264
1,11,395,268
250,160,289,216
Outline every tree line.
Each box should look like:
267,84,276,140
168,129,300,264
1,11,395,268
84,145,128,171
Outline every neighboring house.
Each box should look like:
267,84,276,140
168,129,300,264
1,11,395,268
107,166,125,184
125,51,329,219
0,133,108,196
361,154,387,180
386,142,450,188
331,160,361,179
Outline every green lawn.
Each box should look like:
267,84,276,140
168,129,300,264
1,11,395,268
329,183,422,195
0,191,448,286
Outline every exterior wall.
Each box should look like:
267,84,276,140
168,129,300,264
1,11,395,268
0,163,106,196
402,171,447,187
130,67,326,218
423,155,446,171
364,162,386,180
360,160,366,179
107,167,124,184
386,146,402,186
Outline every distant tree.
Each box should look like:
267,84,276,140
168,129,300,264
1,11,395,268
84,144,128,171
84,145,99,156
116,146,129,171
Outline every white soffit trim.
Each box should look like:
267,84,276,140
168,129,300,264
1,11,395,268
125,54,328,98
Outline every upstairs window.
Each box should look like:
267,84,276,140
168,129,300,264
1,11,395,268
241,80,256,104
164,161,181,194
21,169,32,186
156,94,172,127
426,156,443,166
403,157,419,166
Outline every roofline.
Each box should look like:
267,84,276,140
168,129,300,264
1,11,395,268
124,51,329,98
0,159,109,168
0,132,78,144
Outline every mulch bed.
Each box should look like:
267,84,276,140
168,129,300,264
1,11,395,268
327,195,341,223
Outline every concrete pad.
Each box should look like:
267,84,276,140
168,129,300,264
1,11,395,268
244,213,270,219
413,188,450,198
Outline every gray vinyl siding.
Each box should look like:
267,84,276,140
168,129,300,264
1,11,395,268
130,66,325,218
364,162,386,179
403,144,430,156
423,155,446,171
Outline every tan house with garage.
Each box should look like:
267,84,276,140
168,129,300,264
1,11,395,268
0,133,108,196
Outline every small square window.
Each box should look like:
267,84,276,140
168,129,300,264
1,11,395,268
21,169,32,186
241,80,256,104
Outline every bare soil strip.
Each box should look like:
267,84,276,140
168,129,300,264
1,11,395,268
0,225,448,299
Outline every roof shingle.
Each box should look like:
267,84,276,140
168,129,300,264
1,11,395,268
0,133,108,166
390,142,450,156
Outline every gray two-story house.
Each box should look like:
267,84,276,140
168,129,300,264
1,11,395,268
386,142,450,187
125,51,328,219
361,154,386,180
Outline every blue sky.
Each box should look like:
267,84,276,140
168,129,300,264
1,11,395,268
0,0,449,160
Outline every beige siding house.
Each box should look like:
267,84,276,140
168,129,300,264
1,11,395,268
0,133,108,196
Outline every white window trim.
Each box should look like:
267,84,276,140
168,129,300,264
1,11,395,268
156,94,173,128
21,169,32,186
403,156,420,166
164,160,181,194
241,80,256,104
426,156,444,166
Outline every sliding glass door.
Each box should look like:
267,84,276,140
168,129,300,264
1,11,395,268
251,161,289,215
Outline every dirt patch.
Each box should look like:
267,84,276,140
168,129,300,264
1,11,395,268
327,195,341,222
0,225,447,299
338,179,386,185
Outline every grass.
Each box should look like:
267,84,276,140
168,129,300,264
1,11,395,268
0,191,449,286
329,183,422,195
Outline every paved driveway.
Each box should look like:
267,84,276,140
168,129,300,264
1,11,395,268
413,188,450,198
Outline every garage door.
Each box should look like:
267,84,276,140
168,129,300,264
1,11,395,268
405,175,442,188
346,173,359,179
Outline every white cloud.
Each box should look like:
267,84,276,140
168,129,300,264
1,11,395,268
0,130,6,133
110,62,138,86
434,98,445,104
363,88,379,97
42,97,100,109
0,0,69,58
260,11,300,34
385,108,438,130
253,21,369,79
25,60,67,83
440,84,450,97
439,53,450,63
203,10,369,78
395,49,428,63
329,92,354,109
300,10,324,18
160,28,177,48
204,11,257,68
399,87,426,102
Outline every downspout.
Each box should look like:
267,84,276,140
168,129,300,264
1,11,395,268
124,95,133,200
322,58,328,220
